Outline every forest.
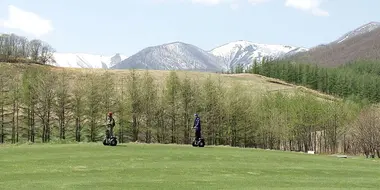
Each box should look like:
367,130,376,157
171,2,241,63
0,33,55,65
245,58,380,104
1,62,379,157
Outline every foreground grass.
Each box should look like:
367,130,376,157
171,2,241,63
1,143,379,190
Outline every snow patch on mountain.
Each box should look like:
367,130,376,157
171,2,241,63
335,22,380,44
209,40,308,71
51,53,127,69
112,42,221,71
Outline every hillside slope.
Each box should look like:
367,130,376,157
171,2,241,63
2,62,337,102
288,22,380,67
334,22,380,44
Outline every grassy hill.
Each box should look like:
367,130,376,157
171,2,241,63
1,143,379,190
1,62,337,100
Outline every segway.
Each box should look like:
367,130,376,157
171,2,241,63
103,129,117,146
192,138,205,147
192,130,205,148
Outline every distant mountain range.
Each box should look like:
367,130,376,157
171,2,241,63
52,53,128,69
209,41,308,71
287,22,380,67
334,22,380,44
49,21,380,71
111,41,307,72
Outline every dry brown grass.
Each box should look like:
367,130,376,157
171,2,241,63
1,62,337,101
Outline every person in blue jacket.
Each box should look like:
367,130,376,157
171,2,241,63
193,113,201,142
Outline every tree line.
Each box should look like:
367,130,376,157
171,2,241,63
0,33,55,65
240,59,380,104
2,63,379,157
227,58,380,157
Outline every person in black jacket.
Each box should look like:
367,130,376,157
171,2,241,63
193,114,201,142
106,112,115,138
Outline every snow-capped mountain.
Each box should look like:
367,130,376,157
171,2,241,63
209,40,308,71
285,21,380,67
334,22,380,44
111,41,307,72
51,53,128,69
112,42,222,71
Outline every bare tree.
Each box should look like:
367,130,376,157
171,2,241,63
127,69,142,142
72,75,86,142
141,70,158,143
39,42,56,65
54,70,72,140
9,72,21,143
164,71,181,144
180,75,198,144
0,33,55,64
351,106,380,158
28,39,42,63
0,65,11,143
84,72,103,142
115,76,129,143
21,68,39,143
35,68,57,142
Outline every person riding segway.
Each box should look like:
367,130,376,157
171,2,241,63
192,114,205,147
103,112,118,146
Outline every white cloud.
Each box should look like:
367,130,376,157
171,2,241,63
285,0,329,16
0,5,53,37
248,0,271,5
191,0,234,5
190,0,269,9
191,0,270,6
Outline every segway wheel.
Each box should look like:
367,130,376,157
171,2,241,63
198,139,205,147
192,140,198,147
103,139,109,146
110,138,117,146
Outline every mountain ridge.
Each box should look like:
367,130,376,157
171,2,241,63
285,21,380,67
49,21,379,71
111,40,307,72
209,40,308,71
334,22,380,44
112,41,222,71
50,53,128,69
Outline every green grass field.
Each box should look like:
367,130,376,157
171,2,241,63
0,143,379,190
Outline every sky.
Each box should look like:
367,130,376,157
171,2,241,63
0,0,379,56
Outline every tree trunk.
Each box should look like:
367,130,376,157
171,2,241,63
16,101,19,143
11,100,15,143
0,78,3,144
132,115,138,142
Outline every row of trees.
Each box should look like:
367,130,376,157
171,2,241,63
0,33,55,64
1,63,378,156
245,59,380,104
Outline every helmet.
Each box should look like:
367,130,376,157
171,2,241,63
194,113,198,117
108,112,113,116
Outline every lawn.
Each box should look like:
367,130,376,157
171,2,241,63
0,143,378,190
